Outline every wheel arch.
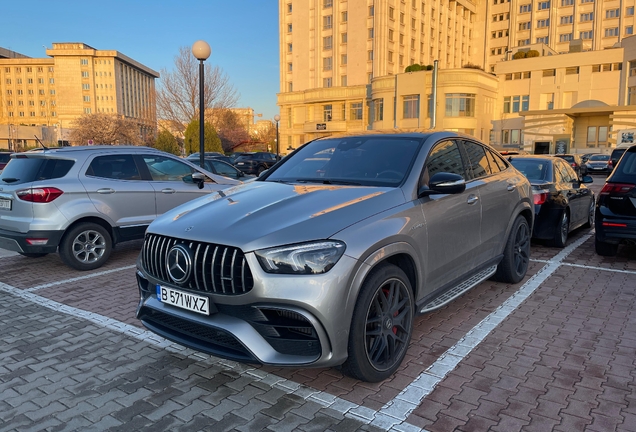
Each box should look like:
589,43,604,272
61,216,115,247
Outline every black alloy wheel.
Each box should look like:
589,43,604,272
493,215,531,284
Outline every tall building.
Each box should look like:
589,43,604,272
0,42,159,150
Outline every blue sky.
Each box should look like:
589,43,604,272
2,0,280,120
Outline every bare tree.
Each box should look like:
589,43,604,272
157,46,239,135
69,113,143,145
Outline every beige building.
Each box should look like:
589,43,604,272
0,42,159,150
277,0,636,156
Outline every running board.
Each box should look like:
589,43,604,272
420,265,497,314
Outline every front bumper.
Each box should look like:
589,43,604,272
0,227,63,254
135,252,359,368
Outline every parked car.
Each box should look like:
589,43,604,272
0,146,239,270
136,132,533,382
233,152,279,175
0,152,11,172
190,157,255,181
186,153,235,166
581,153,598,164
553,154,588,177
595,145,636,256
509,155,595,247
585,153,611,175
609,146,630,173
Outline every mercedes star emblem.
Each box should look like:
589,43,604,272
166,244,193,284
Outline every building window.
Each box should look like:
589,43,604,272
342,11,348,21
288,63,292,72
606,9,620,18
536,36,549,44
323,57,333,70
49,78,54,84
323,77,332,88
565,66,579,74
560,33,573,42
628,6,635,16
80,59,88,65
82,83,90,90
561,0,573,5
350,102,363,120
403,95,420,119
341,75,347,86
503,95,529,113
537,19,550,28
287,3,292,13
389,29,394,41
543,69,556,77
84,108,92,114
373,98,384,121
560,16,573,24
580,31,594,39
519,22,530,30
605,28,619,37
519,39,531,46
323,36,333,50
446,94,475,117
324,0,333,8
538,1,550,9
287,24,292,33
323,104,333,121
288,43,293,52
323,15,333,29
580,13,594,22
341,54,347,64
288,82,293,92
629,86,636,104
389,7,395,19
368,28,374,39
369,5,374,15
368,50,374,61
627,26,634,35
581,0,593,3
341,33,347,43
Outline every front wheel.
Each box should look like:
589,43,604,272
59,222,112,271
493,215,530,284
341,264,414,382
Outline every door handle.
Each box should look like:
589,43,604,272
507,184,516,191
96,188,115,194
467,195,479,205
161,188,176,194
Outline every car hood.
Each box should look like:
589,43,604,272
147,181,406,251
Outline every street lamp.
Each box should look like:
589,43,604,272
192,40,211,169
274,114,281,159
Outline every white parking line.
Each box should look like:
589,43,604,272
26,265,136,292
4,232,629,432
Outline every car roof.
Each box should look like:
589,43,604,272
18,145,157,154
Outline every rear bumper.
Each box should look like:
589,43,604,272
595,220,636,244
0,228,64,254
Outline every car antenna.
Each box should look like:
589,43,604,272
34,135,49,150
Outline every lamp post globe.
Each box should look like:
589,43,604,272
192,41,211,169
274,114,281,160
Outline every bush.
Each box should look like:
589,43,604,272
512,51,527,60
426,64,434,70
526,50,540,58
463,63,484,71
405,64,423,72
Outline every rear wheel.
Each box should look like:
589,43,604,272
583,199,594,229
59,222,112,271
341,264,414,382
18,252,48,258
493,215,530,284
595,237,619,257
550,210,569,248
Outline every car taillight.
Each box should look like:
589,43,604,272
533,192,548,205
600,183,635,195
16,187,64,203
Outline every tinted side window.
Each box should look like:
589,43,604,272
425,140,467,181
556,160,576,182
0,158,73,184
614,150,636,177
484,149,503,174
87,155,140,180
38,159,75,180
142,155,195,181
462,141,491,178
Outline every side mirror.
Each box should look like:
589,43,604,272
418,172,466,197
581,175,594,184
191,172,205,189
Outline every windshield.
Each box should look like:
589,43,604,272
589,154,609,161
509,159,548,181
265,136,422,187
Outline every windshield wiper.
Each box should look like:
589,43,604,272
295,178,361,186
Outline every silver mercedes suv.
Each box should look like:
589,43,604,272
136,132,533,382
0,146,239,270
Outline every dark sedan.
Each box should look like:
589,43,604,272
553,154,588,177
595,145,636,256
510,155,595,247
190,158,255,181
233,152,279,175
585,153,611,175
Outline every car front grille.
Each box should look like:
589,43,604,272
142,234,254,295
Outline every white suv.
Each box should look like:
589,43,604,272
0,146,239,270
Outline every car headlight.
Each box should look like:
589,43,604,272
255,241,346,274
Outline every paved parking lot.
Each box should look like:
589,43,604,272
1,176,636,431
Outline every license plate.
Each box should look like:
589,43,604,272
237,162,244,165
157,285,210,315
0,198,11,210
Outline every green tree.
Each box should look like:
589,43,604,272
154,130,181,156
184,120,223,155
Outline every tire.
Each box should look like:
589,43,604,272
550,210,569,248
257,165,267,175
583,199,594,229
341,264,414,382
493,215,530,284
59,222,112,271
18,252,48,258
595,237,618,257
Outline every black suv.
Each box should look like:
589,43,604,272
595,145,636,256
233,152,278,175
609,147,629,172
